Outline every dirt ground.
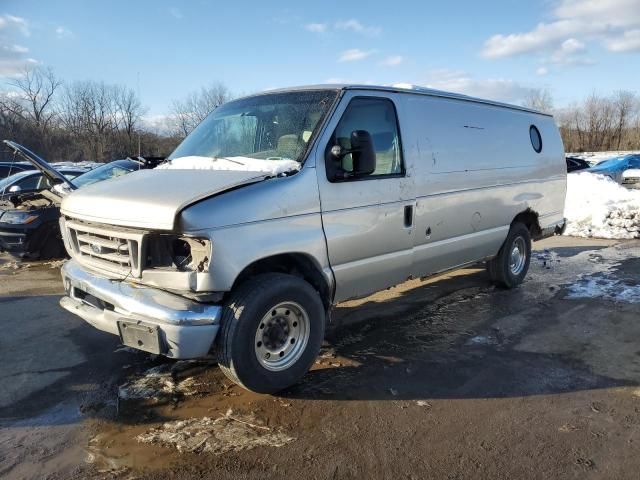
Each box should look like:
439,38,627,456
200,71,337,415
1,236,640,480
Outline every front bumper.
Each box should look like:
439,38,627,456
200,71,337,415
0,226,33,256
60,259,222,359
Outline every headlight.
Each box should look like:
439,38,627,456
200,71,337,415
145,235,211,272
0,211,39,225
171,237,211,272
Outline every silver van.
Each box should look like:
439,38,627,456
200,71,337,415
58,85,566,393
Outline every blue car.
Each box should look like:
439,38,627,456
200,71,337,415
587,154,640,183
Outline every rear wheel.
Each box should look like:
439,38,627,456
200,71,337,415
217,273,325,393
487,222,531,289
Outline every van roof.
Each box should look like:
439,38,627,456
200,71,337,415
256,84,552,117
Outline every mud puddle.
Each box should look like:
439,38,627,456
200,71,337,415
85,357,328,474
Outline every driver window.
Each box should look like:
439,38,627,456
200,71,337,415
333,97,402,176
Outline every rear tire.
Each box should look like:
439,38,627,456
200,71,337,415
217,273,325,394
487,222,531,289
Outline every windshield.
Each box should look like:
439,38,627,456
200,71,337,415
73,160,138,188
169,90,338,164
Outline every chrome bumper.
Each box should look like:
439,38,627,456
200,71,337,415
60,259,222,359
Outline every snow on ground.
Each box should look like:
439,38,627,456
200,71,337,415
568,151,640,165
564,172,640,239
118,365,199,401
137,409,295,454
566,274,640,303
156,155,300,176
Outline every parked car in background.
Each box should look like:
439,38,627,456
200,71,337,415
0,140,163,259
57,84,567,393
0,167,87,201
586,154,640,183
0,161,36,179
566,156,591,173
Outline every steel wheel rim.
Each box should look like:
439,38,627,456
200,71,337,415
509,236,527,275
254,301,310,372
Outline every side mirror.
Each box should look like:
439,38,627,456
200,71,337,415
8,185,21,193
330,130,376,178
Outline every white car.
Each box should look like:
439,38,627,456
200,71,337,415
622,169,640,189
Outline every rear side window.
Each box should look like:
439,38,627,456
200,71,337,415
530,125,542,153
332,97,403,177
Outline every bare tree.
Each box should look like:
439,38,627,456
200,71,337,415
522,88,553,113
0,66,62,144
59,80,146,161
115,87,144,146
612,90,639,150
169,82,232,137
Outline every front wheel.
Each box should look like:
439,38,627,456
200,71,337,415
487,222,532,289
217,273,325,393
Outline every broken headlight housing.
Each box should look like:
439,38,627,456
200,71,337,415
145,235,211,272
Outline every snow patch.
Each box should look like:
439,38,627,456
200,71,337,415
156,155,300,176
564,172,640,239
137,409,295,454
118,365,199,400
566,274,640,304
467,335,497,345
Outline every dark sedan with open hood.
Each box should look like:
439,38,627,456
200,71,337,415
0,140,163,259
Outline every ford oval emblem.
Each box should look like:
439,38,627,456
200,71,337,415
90,243,103,255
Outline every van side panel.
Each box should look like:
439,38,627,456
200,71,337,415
398,94,565,278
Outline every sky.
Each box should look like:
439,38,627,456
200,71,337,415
1,0,640,119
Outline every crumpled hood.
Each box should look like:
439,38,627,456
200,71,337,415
60,169,266,230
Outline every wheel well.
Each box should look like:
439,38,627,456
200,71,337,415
232,254,332,310
512,208,542,240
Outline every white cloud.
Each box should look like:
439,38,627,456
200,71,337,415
55,26,73,39
606,29,640,51
0,14,30,37
305,23,327,33
306,18,381,36
481,0,640,58
0,14,34,76
422,69,536,103
141,114,172,135
335,19,381,36
338,48,375,62
536,66,549,76
549,38,594,65
379,55,403,66
169,7,183,19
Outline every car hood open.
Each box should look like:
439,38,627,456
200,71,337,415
60,169,268,230
3,140,77,191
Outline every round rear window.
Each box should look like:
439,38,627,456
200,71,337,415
530,125,542,153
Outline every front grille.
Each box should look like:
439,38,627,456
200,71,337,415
62,218,145,277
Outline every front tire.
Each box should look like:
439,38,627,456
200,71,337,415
487,222,531,289
217,273,325,394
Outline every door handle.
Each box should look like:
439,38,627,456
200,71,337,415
404,205,413,228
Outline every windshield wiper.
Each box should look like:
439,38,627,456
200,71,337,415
215,156,245,166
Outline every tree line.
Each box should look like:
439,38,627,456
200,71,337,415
523,89,640,153
1,66,638,164
0,67,233,163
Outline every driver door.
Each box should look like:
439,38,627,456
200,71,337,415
316,92,415,302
